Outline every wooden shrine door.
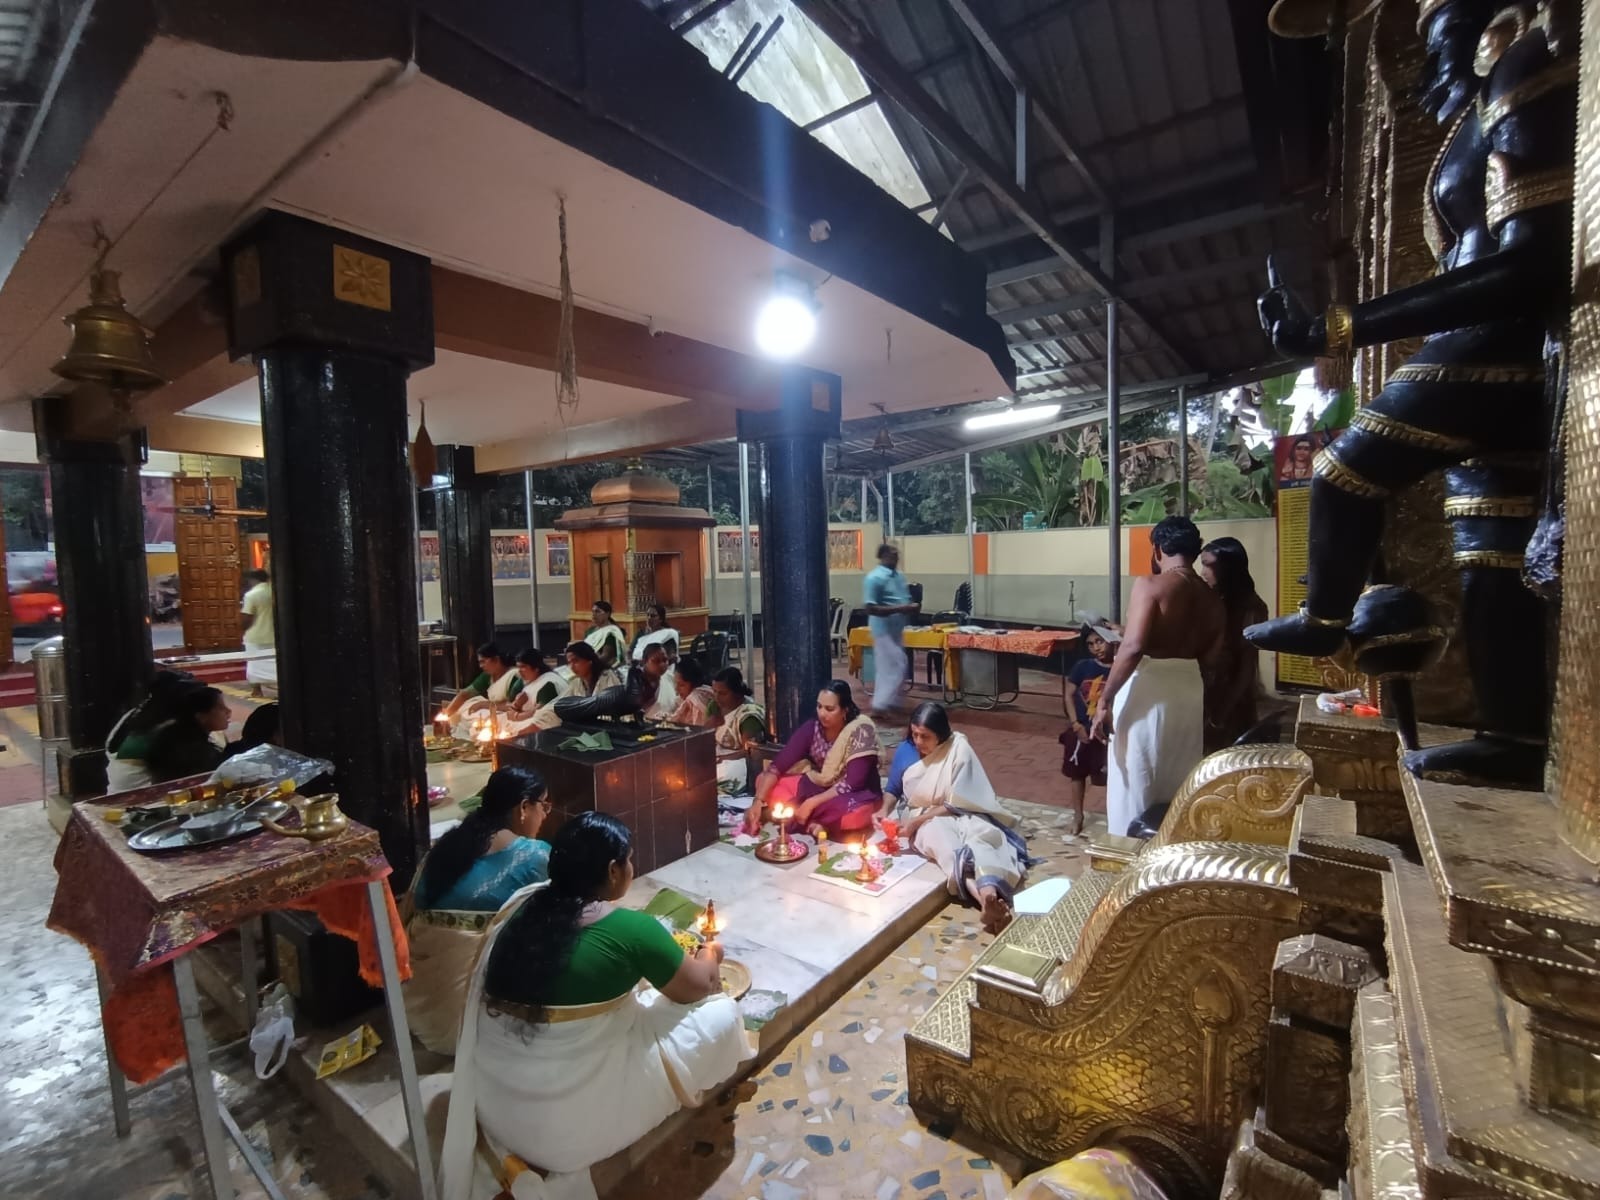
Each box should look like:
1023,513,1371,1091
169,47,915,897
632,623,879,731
175,477,243,651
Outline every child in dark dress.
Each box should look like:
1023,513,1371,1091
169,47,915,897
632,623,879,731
1060,625,1119,836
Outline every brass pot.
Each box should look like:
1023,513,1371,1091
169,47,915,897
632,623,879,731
260,793,348,841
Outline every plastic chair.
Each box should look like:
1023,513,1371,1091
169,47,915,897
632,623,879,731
688,632,730,675
829,599,849,660
925,611,970,687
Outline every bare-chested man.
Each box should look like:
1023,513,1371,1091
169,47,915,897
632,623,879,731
1090,515,1224,836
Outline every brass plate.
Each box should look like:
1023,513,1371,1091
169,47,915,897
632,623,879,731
720,958,752,1000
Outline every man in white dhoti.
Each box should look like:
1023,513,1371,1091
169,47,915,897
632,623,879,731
240,568,276,695
863,543,917,719
1090,516,1224,837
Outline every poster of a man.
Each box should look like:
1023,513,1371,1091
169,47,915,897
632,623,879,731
1274,433,1324,484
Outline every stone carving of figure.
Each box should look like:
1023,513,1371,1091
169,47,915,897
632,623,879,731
1248,0,1577,789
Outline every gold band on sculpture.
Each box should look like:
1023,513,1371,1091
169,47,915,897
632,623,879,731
1442,496,1538,519
1385,362,1544,385
1314,446,1390,499
1350,409,1474,454
1453,549,1526,569
1324,304,1355,357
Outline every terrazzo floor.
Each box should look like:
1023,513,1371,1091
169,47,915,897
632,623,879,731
0,795,1091,1199
1,654,1096,1198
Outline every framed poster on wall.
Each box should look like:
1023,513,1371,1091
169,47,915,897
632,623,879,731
545,532,570,579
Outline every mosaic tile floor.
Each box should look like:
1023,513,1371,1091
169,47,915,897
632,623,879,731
1,652,1094,1198
0,793,1092,1198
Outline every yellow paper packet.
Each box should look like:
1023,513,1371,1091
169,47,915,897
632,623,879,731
315,1024,383,1079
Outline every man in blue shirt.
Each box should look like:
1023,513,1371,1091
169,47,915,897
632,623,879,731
863,543,917,719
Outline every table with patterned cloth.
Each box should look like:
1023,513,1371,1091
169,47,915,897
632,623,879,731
47,777,436,1200
943,628,1080,712
846,625,962,692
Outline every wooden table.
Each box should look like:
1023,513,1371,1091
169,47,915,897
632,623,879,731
47,778,434,1200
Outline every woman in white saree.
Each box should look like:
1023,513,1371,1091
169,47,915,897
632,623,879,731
450,644,525,740
439,812,750,1200
899,702,1034,935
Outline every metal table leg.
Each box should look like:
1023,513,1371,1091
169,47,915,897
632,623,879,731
173,955,235,1200
366,879,439,1200
218,1101,287,1200
239,919,261,1032
95,967,132,1138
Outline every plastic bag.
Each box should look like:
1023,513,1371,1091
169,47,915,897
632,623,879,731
249,983,295,1080
208,745,335,791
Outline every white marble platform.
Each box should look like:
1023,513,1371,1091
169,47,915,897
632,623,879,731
277,839,950,1199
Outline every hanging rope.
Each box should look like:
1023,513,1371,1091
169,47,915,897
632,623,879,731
555,195,581,421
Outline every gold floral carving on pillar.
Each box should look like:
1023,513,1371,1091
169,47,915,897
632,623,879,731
1357,0,1475,725
1553,0,1600,864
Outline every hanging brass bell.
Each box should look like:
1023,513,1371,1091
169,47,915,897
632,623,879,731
51,269,165,393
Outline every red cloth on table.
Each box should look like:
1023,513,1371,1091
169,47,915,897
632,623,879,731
945,629,1078,658
47,778,411,1084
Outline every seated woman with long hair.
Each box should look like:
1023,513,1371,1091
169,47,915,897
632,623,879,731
630,602,679,663
448,643,524,739
741,681,880,840
106,669,200,791
663,657,717,727
899,702,1032,935
438,812,749,1199
144,684,231,784
562,640,623,699
710,667,767,790
502,650,569,736
403,767,552,1055
582,601,627,667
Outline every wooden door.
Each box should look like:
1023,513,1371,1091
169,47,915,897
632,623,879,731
175,477,243,651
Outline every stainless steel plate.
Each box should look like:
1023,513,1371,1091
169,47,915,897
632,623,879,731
127,799,293,853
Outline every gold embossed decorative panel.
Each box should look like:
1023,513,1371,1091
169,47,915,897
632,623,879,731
332,244,391,311
1554,0,1600,865
1352,2,1477,726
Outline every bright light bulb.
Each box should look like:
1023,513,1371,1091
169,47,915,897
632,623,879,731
754,293,817,359
964,403,1062,432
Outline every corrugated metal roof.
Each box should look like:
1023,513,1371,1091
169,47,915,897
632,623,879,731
0,0,79,200
643,0,1317,415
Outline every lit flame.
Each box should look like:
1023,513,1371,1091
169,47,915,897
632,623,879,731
434,711,449,724
771,803,793,821
695,911,723,936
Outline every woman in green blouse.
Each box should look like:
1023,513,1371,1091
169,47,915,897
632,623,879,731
439,812,750,1197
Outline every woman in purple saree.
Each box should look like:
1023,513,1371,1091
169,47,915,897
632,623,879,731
741,681,883,840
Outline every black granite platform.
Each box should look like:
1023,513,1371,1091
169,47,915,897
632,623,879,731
498,724,718,873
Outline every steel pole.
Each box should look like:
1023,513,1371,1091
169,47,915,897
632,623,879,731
964,452,976,609
706,463,718,622
886,472,896,539
1176,383,1189,518
1107,299,1122,623
739,440,755,666
524,470,541,651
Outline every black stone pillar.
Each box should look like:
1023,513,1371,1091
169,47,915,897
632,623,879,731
35,414,153,755
223,212,434,886
433,444,493,684
738,368,841,739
